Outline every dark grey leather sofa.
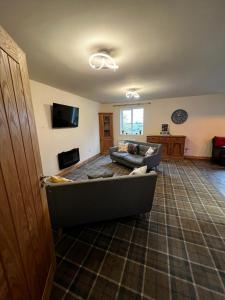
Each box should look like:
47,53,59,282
45,172,157,229
110,140,162,170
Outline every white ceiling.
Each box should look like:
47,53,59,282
0,0,225,103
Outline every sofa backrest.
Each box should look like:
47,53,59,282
122,140,162,153
46,172,157,227
213,136,225,147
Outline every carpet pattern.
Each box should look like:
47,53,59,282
64,156,130,181
50,157,225,300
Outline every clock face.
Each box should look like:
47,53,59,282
171,109,188,124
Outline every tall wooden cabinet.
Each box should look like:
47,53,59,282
99,113,114,154
0,26,55,299
147,135,186,159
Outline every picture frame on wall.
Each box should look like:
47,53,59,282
160,123,170,135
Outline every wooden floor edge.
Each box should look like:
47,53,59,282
184,155,210,160
42,259,56,300
57,153,101,176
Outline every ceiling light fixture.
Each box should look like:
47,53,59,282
89,52,119,71
126,90,140,99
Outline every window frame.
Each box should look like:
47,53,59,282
120,106,144,136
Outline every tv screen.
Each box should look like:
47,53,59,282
52,103,79,128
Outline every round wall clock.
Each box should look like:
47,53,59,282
171,109,188,124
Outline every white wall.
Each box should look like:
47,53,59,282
30,80,100,175
100,94,225,158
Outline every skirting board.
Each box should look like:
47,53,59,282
57,153,101,176
184,155,210,160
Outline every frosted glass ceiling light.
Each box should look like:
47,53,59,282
89,52,119,71
126,90,140,99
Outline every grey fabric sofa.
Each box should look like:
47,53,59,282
110,140,162,170
45,172,157,229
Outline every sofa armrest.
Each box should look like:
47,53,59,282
143,152,161,169
109,146,119,155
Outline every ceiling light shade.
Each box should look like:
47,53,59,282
126,90,140,99
89,53,119,71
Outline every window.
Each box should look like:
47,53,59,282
120,107,144,135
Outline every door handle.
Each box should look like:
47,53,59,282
40,175,47,188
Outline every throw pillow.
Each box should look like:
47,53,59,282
118,142,128,152
148,170,157,175
145,146,155,157
129,165,147,176
214,137,225,147
128,143,138,154
47,176,73,183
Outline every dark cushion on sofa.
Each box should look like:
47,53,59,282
124,154,144,166
128,143,138,154
139,145,150,156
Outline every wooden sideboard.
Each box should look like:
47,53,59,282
147,135,186,159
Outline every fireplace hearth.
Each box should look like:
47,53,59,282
58,148,80,170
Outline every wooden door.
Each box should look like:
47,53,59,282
170,137,186,159
0,26,55,299
161,139,171,158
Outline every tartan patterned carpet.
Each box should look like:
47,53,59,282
50,157,225,300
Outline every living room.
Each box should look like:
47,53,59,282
31,82,224,176
0,1,225,300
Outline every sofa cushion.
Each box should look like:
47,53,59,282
139,145,150,156
124,154,144,166
118,142,128,152
111,151,129,159
129,165,147,176
128,143,138,154
46,176,73,184
214,137,225,147
145,146,156,157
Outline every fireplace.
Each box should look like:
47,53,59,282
58,148,80,170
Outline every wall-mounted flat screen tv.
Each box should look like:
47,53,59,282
52,103,79,128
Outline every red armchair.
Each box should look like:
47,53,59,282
212,137,225,166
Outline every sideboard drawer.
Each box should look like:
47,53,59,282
147,137,159,142
173,137,186,143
